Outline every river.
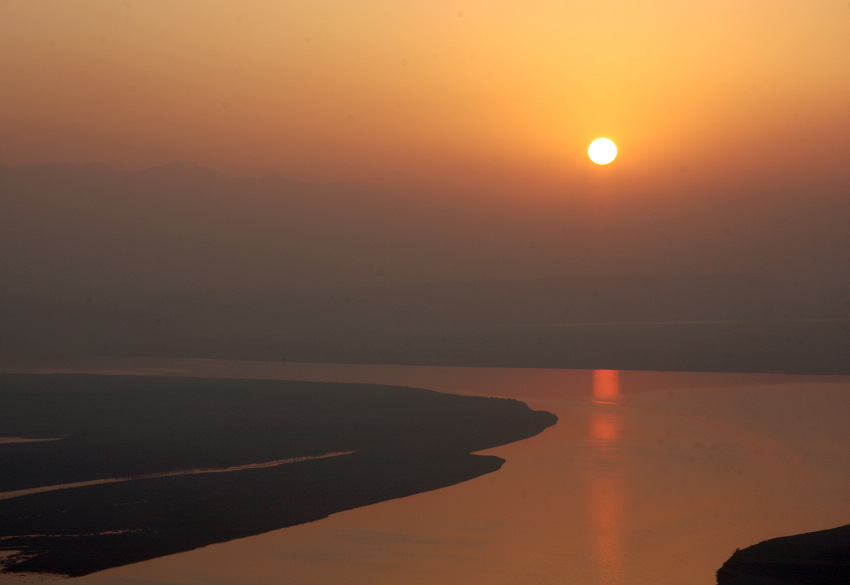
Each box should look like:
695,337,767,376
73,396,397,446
5,358,849,585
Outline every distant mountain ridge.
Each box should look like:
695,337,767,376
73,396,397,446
2,162,849,372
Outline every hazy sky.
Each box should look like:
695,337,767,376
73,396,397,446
2,1,849,195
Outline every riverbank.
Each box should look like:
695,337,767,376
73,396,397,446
0,373,556,578
717,524,850,585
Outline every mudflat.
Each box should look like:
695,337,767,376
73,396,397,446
0,373,556,578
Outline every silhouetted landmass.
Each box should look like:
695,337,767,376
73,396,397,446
0,373,556,578
717,524,850,585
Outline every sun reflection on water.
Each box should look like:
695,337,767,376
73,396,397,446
588,369,624,584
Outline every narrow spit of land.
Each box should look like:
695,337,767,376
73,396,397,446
0,373,557,579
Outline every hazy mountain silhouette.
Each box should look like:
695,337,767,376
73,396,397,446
2,163,848,372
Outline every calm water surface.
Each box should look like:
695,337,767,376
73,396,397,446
7,358,850,585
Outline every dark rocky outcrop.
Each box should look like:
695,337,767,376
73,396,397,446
717,524,850,585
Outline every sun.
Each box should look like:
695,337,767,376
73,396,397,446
588,138,617,165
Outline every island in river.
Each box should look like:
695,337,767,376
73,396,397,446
0,373,557,578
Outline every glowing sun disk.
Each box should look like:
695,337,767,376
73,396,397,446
588,138,617,165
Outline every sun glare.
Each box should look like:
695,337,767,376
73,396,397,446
588,138,617,165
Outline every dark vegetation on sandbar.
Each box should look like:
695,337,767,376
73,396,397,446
0,373,557,577
716,524,850,585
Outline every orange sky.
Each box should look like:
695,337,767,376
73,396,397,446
1,0,849,194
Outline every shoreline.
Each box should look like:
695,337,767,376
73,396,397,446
717,524,850,585
0,373,556,578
